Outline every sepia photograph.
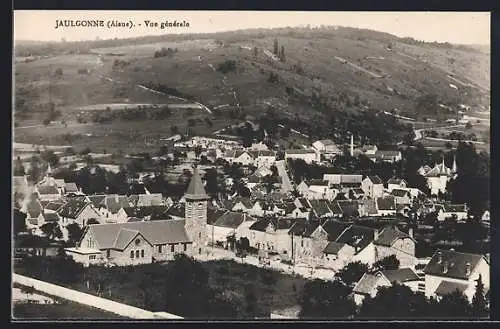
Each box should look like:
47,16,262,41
12,10,490,321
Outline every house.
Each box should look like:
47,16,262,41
387,178,408,193
57,199,102,227
44,201,65,213
391,189,412,205
287,219,323,264
367,150,403,163
253,166,273,178
225,196,253,213
249,199,275,217
323,174,363,193
249,150,277,168
423,250,490,302
418,158,456,195
353,268,421,305
359,199,378,217
322,242,355,270
248,217,295,254
14,234,60,259
224,150,255,166
128,193,163,207
376,197,397,216
297,179,335,200
65,182,80,195
23,198,45,229
102,195,131,221
337,200,362,218
206,211,256,247
373,226,417,268
294,197,310,210
249,142,269,151
115,205,171,223
361,175,384,199
36,185,61,202
285,149,318,164
312,139,342,158
437,204,468,222
350,188,365,200
308,199,334,218
335,225,377,265
65,220,192,267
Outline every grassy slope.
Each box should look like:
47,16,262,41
14,26,489,150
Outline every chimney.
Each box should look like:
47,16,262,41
408,227,414,239
465,262,471,276
437,251,443,264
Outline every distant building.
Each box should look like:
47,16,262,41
387,178,408,193
312,139,342,158
418,157,457,195
361,175,384,199
285,149,318,164
436,204,468,222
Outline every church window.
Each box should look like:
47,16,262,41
135,250,140,258
158,245,162,253
171,244,175,252
141,250,144,258
184,243,187,252
130,250,134,259
106,250,110,258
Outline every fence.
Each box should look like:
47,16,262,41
12,273,183,320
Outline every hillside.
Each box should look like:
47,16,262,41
14,26,490,151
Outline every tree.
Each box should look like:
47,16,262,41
371,255,400,273
273,38,279,55
40,222,63,240
335,261,369,286
41,150,59,167
27,156,42,183
358,283,430,319
14,208,27,235
471,275,488,318
66,223,83,244
299,279,356,318
433,291,472,319
279,45,286,62
14,156,25,176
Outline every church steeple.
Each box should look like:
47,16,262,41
184,166,209,256
47,163,53,176
185,167,209,201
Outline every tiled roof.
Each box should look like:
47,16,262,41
382,268,420,283
105,195,131,214
323,241,348,255
88,195,106,208
367,175,383,184
65,183,78,192
214,211,255,229
309,200,332,217
341,175,363,184
44,201,65,212
374,227,413,246
353,273,387,295
86,219,190,249
285,149,316,154
391,189,411,197
166,204,185,219
327,201,343,215
288,218,308,236
123,206,170,220
113,228,142,250
360,199,378,215
321,220,352,241
231,196,253,209
375,150,401,157
387,177,405,185
207,208,227,225
307,179,329,187
376,197,396,211
337,200,360,217
37,185,59,195
434,281,469,296
423,249,487,280
43,212,60,222
336,225,376,252
58,199,92,219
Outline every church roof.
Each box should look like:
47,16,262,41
185,167,209,201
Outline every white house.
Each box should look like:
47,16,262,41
224,150,255,166
375,197,397,216
437,204,468,222
418,158,456,195
353,268,421,305
423,250,489,302
312,139,342,158
387,178,408,193
57,199,102,227
285,149,318,164
206,211,256,247
361,175,384,199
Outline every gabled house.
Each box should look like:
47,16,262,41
353,268,421,305
249,199,275,217
361,175,384,199
23,198,45,229
249,150,277,168
249,217,295,254
226,197,253,213
418,158,456,195
102,195,131,221
376,196,397,216
57,199,101,227
288,219,322,264
115,206,171,223
323,174,363,194
312,139,342,158
368,150,403,163
128,193,164,207
437,204,468,222
206,211,256,248
423,249,490,302
308,199,333,218
284,149,318,164
337,200,361,218
224,150,255,166
65,182,80,194
36,185,61,202
391,189,412,205
335,225,377,266
387,178,408,193
297,179,336,200
373,226,416,268
65,220,192,267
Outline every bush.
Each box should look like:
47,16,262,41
217,60,237,74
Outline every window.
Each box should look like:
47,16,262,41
141,250,145,258
301,239,304,247
89,255,96,260
106,250,111,258
171,244,175,252
135,238,141,245
135,250,140,258
130,251,134,258
183,243,187,252
199,232,202,239
158,245,163,253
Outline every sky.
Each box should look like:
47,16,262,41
14,11,491,45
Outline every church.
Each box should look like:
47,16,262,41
417,157,457,196
65,167,210,267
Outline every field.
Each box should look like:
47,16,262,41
14,26,490,152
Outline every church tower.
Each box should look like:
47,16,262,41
184,167,209,255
